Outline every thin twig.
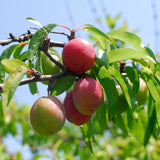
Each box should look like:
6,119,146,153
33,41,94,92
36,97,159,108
40,39,65,71
0,30,33,46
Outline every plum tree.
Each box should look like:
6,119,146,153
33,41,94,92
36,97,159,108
73,77,103,115
30,96,65,136
63,90,91,125
62,38,95,73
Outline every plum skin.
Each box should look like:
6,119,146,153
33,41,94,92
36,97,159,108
30,96,65,136
73,78,103,116
64,90,91,125
62,38,95,73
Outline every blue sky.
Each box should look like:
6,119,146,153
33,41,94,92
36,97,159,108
0,0,160,105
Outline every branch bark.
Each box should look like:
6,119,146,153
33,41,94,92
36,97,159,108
0,31,65,48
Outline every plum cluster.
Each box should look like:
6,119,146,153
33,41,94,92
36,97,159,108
30,38,103,136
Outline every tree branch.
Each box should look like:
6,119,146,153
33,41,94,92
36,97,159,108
0,69,86,93
0,31,65,48
0,30,33,46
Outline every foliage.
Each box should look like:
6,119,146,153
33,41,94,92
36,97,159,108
0,15,160,159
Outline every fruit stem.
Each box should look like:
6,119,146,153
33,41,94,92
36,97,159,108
73,24,85,32
57,25,72,31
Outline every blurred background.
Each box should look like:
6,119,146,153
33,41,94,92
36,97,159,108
0,0,160,159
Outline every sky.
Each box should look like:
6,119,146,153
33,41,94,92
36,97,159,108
0,0,160,158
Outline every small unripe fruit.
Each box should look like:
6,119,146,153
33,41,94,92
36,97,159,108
64,90,91,125
115,78,148,114
115,84,128,114
30,96,65,136
41,52,60,75
41,52,60,84
73,78,103,115
129,78,148,105
62,38,95,73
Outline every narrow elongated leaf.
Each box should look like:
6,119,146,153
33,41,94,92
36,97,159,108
27,61,38,95
82,24,110,49
12,41,29,58
143,107,156,146
108,66,133,112
28,23,57,61
127,108,148,143
125,66,139,94
96,99,108,130
1,59,29,73
109,48,155,74
80,119,95,153
51,76,75,96
142,73,160,102
26,17,43,28
35,50,43,74
155,100,160,127
107,30,142,49
0,44,18,83
1,66,27,120
109,48,147,63
18,51,28,61
96,66,118,118
1,44,18,58
96,49,108,68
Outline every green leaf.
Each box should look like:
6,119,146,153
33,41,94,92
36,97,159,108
96,66,118,118
107,30,142,49
27,61,38,95
145,47,156,61
1,59,29,73
125,66,139,94
51,76,75,96
12,41,29,58
96,99,107,130
82,24,110,49
28,23,57,61
1,66,27,120
109,48,155,74
127,108,148,143
0,44,17,83
143,107,156,146
108,66,133,112
1,44,17,58
155,100,160,128
80,119,95,153
142,73,160,102
109,48,147,63
32,154,49,160
106,13,121,29
18,51,28,61
26,17,43,28
35,50,43,74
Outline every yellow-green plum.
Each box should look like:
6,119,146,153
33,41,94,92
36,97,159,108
73,77,103,116
30,96,65,136
41,52,61,84
115,78,148,114
129,78,148,105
